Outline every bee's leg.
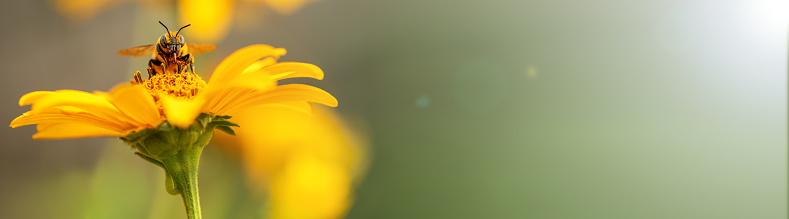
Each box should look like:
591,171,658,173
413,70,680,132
161,60,166,74
146,67,154,79
189,53,196,74
158,58,169,75
178,54,194,74
147,59,161,78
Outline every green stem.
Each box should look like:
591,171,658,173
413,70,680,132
162,149,203,219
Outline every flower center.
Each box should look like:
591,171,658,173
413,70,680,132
143,72,207,100
137,72,207,117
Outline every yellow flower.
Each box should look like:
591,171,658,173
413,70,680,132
12,44,336,218
214,105,366,219
11,44,337,139
54,0,315,43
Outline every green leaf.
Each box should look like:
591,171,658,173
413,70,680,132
215,126,236,136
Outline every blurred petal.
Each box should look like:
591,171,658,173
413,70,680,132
269,156,351,219
54,0,120,21
177,0,234,43
265,0,309,15
226,105,367,219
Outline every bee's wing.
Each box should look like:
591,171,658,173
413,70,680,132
117,44,156,57
186,44,217,56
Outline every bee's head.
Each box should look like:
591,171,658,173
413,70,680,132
158,21,190,52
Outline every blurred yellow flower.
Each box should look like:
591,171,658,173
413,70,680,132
215,105,367,219
54,0,316,42
11,44,336,138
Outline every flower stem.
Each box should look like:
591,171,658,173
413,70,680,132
162,149,203,219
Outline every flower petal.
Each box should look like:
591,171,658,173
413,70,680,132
256,62,324,80
242,58,278,75
258,84,338,107
202,72,277,114
11,108,127,132
107,84,162,128
32,123,123,139
160,96,206,129
28,90,115,112
266,101,313,115
19,90,138,129
207,44,286,88
219,84,337,116
19,91,54,106
227,69,278,90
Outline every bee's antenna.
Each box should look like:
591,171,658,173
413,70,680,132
176,24,191,37
159,21,171,39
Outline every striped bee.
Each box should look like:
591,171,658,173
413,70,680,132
119,21,216,83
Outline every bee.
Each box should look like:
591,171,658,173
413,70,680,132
118,21,216,83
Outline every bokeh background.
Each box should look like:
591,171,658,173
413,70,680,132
1,0,787,218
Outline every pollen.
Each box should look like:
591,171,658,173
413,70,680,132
143,72,206,99
136,72,207,116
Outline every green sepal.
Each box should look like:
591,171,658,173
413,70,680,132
121,113,228,219
196,113,212,128
158,122,174,132
209,120,239,127
214,115,232,120
121,114,220,199
215,126,236,136
120,129,154,145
